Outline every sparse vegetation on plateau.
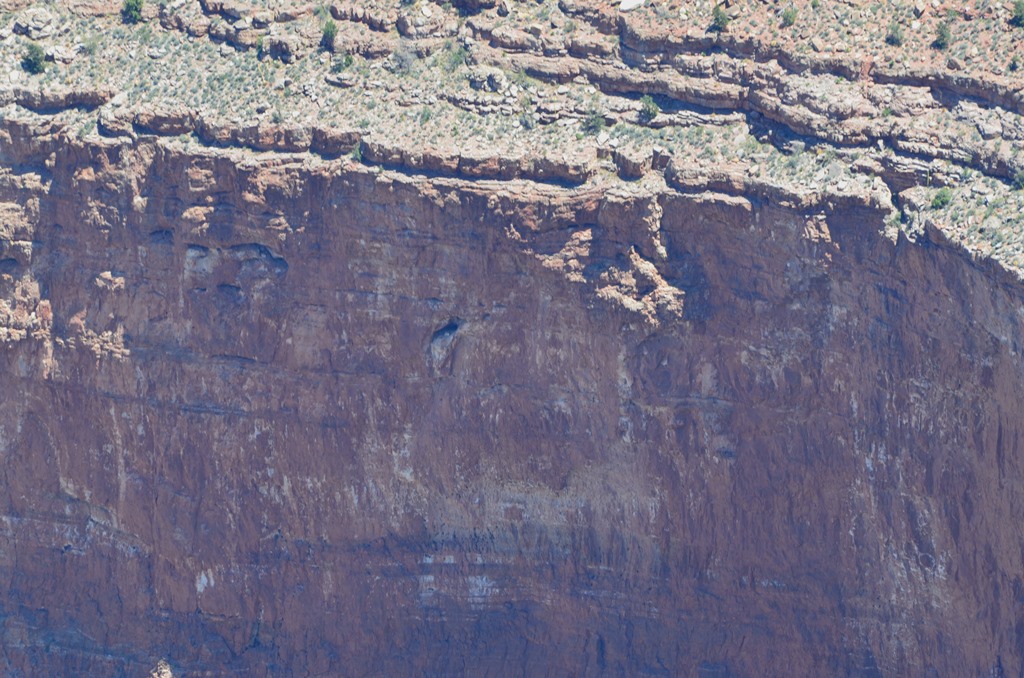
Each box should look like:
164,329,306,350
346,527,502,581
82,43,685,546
0,0,1021,274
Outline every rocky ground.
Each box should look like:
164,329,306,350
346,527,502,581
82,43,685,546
3,0,1024,270
3,0,1024,676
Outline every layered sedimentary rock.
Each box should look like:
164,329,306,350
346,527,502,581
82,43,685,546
1,105,1023,676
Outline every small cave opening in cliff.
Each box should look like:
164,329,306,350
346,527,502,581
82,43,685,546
428,318,462,371
431,319,461,343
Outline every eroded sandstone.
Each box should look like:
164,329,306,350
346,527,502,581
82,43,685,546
3,0,1024,675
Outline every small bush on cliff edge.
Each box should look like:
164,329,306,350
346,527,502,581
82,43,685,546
332,52,354,72
711,4,730,32
781,6,797,27
582,109,606,135
22,43,46,74
638,95,660,123
122,0,143,24
321,19,338,52
931,187,953,209
885,23,904,46
932,21,952,50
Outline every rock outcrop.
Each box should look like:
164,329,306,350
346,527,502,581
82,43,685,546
0,100,1023,676
3,0,1024,675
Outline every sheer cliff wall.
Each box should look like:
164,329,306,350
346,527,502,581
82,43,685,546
1,115,1023,676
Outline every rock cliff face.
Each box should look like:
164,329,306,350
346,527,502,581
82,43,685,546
2,104,1024,677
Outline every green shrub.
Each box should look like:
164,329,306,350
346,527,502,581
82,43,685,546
121,0,143,24
931,187,953,209
321,19,337,51
933,21,951,50
711,4,730,32
442,43,467,72
21,43,46,74
390,43,418,74
885,22,904,46
638,95,660,123
781,6,797,27
1012,0,1024,27
581,109,606,135
332,53,354,72
83,35,101,56
1013,171,1024,191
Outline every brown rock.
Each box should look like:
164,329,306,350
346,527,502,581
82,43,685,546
235,123,312,152
324,71,358,88
97,106,135,137
396,6,453,38
275,5,313,22
330,0,396,31
186,16,211,37
491,26,541,52
194,114,236,145
3,123,1022,678
231,28,261,49
7,3,1024,675
207,18,231,41
265,34,306,63
133,105,196,136
567,33,617,58
360,138,407,165
310,126,361,155
457,150,506,177
14,86,115,112
613,146,652,178
419,147,462,174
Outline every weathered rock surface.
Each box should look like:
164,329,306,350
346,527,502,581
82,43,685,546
0,103,1023,677
3,0,1024,674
